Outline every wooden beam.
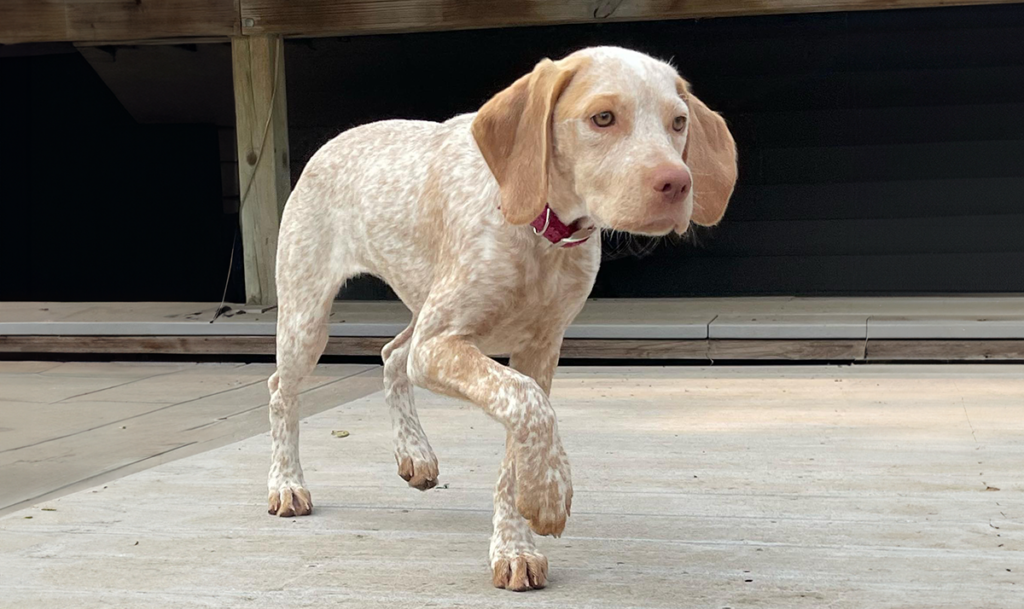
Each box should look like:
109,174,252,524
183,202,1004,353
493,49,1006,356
866,340,1024,360
3,1,1021,46
8,336,1023,361
0,0,239,45
0,335,382,356
239,0,1024,38
231,34,290,306
559,339,709,359
3,0,1022,45
709,339,866,361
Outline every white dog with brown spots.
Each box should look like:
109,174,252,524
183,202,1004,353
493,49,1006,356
266,46,737,591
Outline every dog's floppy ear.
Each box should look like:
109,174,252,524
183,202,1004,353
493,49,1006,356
678,78,738,227
472,59,577,225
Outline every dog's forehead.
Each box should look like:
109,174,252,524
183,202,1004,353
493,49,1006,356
566,47,682,105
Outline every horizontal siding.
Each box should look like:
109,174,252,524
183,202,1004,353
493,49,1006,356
595,253,1024,297
753,140,1024,185
621,7,1024,294
692,214,1024,257
275,4,1024,298
703,65,1024,112
730,104,1024,149
728,177,1024,221
684,24,1024,79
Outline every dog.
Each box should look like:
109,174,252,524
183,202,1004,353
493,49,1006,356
266,46,737,591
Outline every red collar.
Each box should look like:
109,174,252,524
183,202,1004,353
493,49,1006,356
529,205,597,248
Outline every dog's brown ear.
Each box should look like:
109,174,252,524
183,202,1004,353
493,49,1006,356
678,79,738,227
472,59,577,225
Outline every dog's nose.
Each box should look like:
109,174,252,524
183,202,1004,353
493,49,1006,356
651,164,691,203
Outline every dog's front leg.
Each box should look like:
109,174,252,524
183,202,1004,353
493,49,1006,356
490,430,549,591
489,340,562,591
409,334,572,540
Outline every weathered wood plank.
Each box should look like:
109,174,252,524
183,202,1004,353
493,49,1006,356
560,339,709,359
1,336,689,358
709,339,867,360
3,336,711,358
232,35,290,305
6,334,1024,361
0,0,240,45
0,335,387,356
0,1,66,45
4,0,1022,45
0,335,276,355
240,0,1024,38
867,340,1024,360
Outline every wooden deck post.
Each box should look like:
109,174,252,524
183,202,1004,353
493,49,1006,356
231,34,290,306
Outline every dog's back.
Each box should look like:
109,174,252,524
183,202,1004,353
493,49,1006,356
279,114,488,309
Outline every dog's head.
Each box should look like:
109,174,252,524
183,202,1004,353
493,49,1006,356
472,46,737,236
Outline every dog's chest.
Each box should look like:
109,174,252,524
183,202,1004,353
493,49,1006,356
474,243,600,353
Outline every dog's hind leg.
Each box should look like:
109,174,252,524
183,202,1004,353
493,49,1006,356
383,321,439,490
266,200,352,517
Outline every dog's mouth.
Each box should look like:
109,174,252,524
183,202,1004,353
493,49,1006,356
638,219,678,236
605,217,679,237
589,203,690,237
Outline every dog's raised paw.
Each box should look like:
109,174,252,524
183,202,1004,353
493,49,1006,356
268,486,312,517
396,453,439,490
394,427,440,490
492,552,548,591
514,447,572,537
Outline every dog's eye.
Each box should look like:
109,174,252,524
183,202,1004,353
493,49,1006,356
673,116,687,132
592,111,615,128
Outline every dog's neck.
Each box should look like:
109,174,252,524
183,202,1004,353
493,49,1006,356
529,204,596,248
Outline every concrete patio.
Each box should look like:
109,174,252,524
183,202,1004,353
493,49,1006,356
1,362,1021,607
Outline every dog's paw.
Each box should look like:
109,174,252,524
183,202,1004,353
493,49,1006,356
492,551,548,591
267,485,312,517
396,452,439,491
394,430,439,490
514,445,572,537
